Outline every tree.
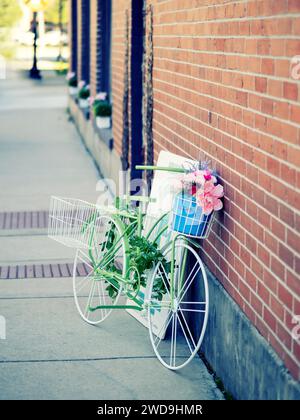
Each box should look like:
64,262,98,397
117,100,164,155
0,0,22,28
44,0,67,26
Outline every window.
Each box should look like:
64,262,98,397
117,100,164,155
71,0,78,73
81,0,90,83
97,0,112,98
130,0,144,180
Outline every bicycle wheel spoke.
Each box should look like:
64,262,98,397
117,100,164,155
149,299,171,309
154,311,173,348
76,271,94,294
97,281,105,319
179,308,206,313
178,264,201,304
148,240,209,370
178,308,197,349
158,265,171,299
177,313,194,355
170,313,177,367
73,215,126,325
84,279,96,319
77,256,93,271
177,259,198,295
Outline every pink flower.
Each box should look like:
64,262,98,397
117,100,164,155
96,92,108,101
182,169,217,189
196,181,224,215
78,80,86,89
66,71,75,81
88,96,95,106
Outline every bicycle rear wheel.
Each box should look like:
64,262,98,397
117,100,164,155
73,215,128,324
148,240,209,370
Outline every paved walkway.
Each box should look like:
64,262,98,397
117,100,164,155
0,67,223,400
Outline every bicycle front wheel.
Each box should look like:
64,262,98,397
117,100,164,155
148,240,209,370
73,215,128,325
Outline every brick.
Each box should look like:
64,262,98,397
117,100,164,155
51,264,61,278
271,257,285,281
8,266,17,279
279,243,294,269
26,265,34,279
17,265,26,279
278,284,293,308
286,270,300,295
59,264,71,277
263,306,277,331
290,105,300,124
43,264,52,278
34,265,43,278
283,82,298,101
0,266,9,279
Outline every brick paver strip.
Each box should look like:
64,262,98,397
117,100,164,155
0,211,50,230
0,263,89,279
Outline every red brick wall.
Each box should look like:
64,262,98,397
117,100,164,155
111,0,132,158
149,0,300,380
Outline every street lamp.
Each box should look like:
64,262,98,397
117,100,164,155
23,0,49,79
57,0,66,63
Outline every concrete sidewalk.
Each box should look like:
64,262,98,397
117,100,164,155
0,67,223,400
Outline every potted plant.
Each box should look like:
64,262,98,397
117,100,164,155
78,82,90,108
66,72,78,95
172,162,224,238
93,100,112,129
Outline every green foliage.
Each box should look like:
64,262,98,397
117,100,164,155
44,0,68,25
126,235,171,300
68,75,77,87
0,0,22,28
78,86,90,99
103,231,171,301
93,101,112,118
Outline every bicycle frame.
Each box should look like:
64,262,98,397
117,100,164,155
85,202,170,313
84,164,199,315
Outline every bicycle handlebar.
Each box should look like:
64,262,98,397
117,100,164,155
135,165,185,174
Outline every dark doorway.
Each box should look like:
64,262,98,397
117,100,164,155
71,0,78,73
130,0,144,181
97,0,112,98
81,0,90,83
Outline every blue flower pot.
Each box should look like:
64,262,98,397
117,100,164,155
171,193,212,238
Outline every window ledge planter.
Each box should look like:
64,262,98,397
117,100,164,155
69,86,79,96
79,98,89,109
96,116,111,129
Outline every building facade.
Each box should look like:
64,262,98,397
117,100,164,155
68,0,300,399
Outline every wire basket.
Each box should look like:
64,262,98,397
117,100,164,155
48,196,115,249
171,193,214,239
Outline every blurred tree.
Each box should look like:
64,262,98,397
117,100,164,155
44,0,67,25
0,0,22,28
